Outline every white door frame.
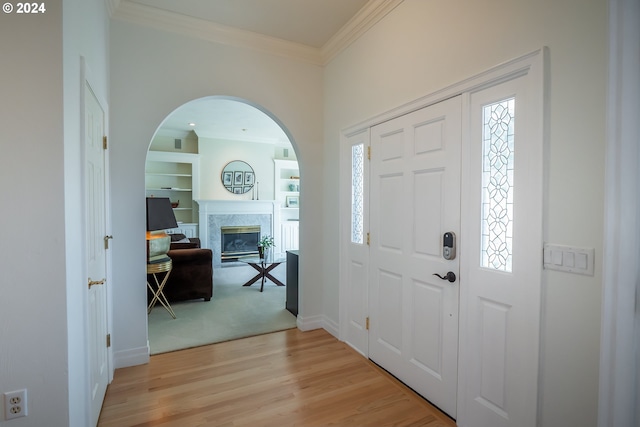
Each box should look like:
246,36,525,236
339,48,547,420
598,0,640,425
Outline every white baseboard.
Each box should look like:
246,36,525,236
296,314,340,339
322,317,340,338
113,344,150,369
114,318,340,370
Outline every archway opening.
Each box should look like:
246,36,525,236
144,96,300,354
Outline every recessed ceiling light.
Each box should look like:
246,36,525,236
188,122,196,127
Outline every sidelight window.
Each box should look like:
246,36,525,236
481,98,515,272
351,143,364,244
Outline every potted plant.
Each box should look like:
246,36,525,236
257,235,275,258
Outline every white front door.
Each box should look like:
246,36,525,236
85,81,109,426
341,52,544,427
457,75,542,427
369,96,462,418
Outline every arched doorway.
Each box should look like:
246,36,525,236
145,96,300,354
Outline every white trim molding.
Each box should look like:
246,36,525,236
321,0,404,64
342,48,546,137
108,0,402,66
113,344,150,369
598,0,640,426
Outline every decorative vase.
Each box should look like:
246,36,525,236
258,246,264,258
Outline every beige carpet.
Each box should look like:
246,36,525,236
147,262,297,354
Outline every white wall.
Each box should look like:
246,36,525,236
323,0,606,426
198,137,277,201
0,0,109,425
150,133,199,154
0,6,68,426
109,20,324,367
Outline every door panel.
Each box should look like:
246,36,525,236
414,171,443,255
458,75,542,427
377,269,403,352
379,174,404,249
369,96,462,418
412,280,444,375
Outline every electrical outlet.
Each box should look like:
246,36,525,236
4,389,27,420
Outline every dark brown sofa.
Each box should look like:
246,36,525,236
148,235,213,303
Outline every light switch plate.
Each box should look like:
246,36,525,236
543,244,595,276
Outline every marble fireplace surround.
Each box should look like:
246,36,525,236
196,200,280,268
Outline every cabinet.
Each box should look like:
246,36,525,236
274,159,299,221
280,221,299,252
145,151,200,226
286,250,299,316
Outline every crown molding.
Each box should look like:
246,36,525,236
321,0,404,64
110,1,323,65
105,0,120,17
108,0,403,67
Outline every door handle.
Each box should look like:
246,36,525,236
433,272,456,283
88,278,106,289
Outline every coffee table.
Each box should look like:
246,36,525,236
239,256,286,292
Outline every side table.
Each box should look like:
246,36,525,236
147,258,176,318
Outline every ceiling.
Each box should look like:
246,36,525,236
126,0,369,48
118,0,373,143
157,98,291,145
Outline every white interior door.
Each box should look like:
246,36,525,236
369,96,462,418
85,81,109,426
457,75,542,427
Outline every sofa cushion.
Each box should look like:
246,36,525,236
165,248,213,302
170,237,200,250
170,233,191,243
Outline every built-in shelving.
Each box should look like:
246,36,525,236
274,159,299,253
145,151,200,227
274,159,300,220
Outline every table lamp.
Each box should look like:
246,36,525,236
146,197,178,263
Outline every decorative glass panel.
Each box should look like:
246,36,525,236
351,143,364,244
481,98,515,272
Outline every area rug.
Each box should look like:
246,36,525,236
147,263,297,354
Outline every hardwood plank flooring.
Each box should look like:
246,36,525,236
98,328,456,427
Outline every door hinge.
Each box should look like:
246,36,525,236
106,334,111,348
366,317,370,330
104,235,113,249
103,135,108,150
367,146,371,160
367,232,370,245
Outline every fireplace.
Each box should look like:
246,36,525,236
221,225,260,262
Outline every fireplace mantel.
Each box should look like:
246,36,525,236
196,199,279,216
195,200,281,267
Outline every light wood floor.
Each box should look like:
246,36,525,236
98,328,456,427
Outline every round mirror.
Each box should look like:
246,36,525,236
221,160,255,194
